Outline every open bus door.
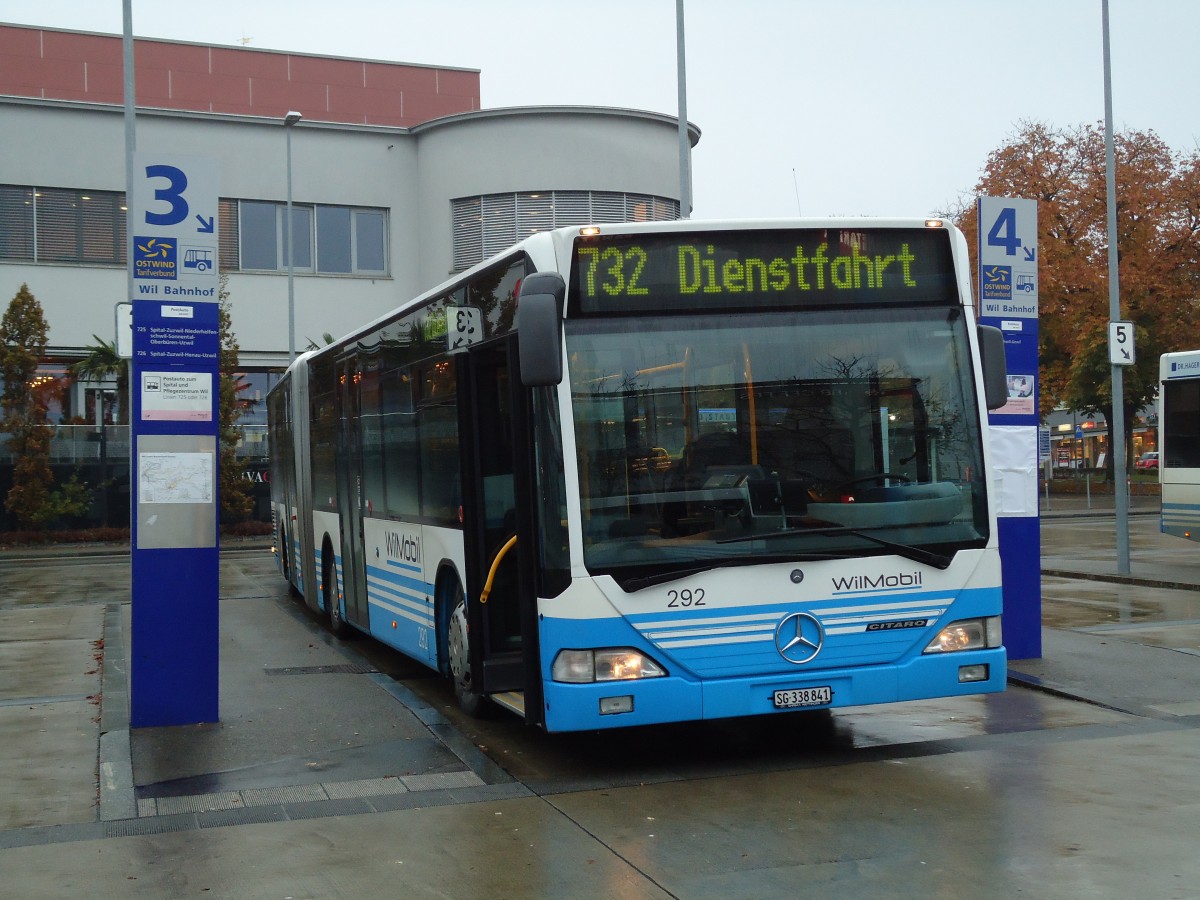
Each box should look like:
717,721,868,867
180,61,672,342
457,334,545,725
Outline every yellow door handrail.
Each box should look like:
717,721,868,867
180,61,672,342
480,534,517,603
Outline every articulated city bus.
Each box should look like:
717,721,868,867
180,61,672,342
268,218,1009,732
1158,350,1200,540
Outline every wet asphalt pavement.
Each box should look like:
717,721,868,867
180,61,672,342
1,496,1199,898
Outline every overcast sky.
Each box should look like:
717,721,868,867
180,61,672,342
5,1,1198,220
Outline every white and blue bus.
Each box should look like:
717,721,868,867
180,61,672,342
268,219,1009,732
1158,350,1200,540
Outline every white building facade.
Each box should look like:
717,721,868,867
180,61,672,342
0,24,696,526
3,100,694,369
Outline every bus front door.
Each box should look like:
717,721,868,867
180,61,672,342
459,337,542,722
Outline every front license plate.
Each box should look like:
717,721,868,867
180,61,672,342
773,686,832,709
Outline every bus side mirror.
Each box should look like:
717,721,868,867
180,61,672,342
977,324,1009,410
518,272,566,387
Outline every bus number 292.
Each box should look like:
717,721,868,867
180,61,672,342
667,588,705,608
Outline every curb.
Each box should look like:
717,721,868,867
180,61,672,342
0,539,272,561
1040,567,1200,593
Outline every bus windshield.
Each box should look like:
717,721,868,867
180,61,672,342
566,306,988,577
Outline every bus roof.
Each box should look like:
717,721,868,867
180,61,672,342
285,217,965,377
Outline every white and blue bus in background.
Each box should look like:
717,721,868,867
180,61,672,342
1158,350,1200,540
268,218,1009,733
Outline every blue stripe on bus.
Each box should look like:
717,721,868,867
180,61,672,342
1161,502,1200,538
367,565,432,598
365,563,435,627
624,592,960,642
541,645,1007,733
314,553,437,644
544,586,1000,680
366,586,434,626
540,586,1004,732
1161,504,1200,525
291,534,304,594
311,547,342,613
312,545,323,609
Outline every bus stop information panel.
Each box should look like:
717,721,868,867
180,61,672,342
129,154,221,727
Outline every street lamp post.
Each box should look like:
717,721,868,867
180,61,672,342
1101,0,1130,574
284,111,302,364
675,0,691,219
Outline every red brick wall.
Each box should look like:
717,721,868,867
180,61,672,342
0,24,479,126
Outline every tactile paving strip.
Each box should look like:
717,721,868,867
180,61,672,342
263,664,378,676
152,791,244,816
322,777,409,800
137,771,485,818
241,784,328,807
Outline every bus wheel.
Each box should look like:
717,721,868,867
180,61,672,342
447,582,487,717
325,546,352,638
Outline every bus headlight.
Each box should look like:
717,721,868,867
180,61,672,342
924,616,1002,653
552,649,667,683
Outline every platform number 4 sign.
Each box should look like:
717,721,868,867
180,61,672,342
987,206,1023,256
979,197,1037,269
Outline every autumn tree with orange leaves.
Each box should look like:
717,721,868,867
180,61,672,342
954,121,1200,473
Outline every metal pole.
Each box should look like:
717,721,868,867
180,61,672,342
1102,0,1130,573
123,2,136,301
284,112,301,363
122,0,135,530
675,0,691,219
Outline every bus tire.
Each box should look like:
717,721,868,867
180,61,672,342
447,580,487,717
324,542,352,638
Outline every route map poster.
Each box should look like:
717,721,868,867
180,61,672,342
138,451,214,504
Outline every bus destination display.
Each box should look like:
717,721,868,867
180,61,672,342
571,228,957,314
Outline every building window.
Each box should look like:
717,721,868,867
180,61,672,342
289,206,314,270
2,186,388,277
355,209,387,272
450,190,680,271
0,363,72,425
0,185,34,261
218,198,239,271
240,201,279,270
315,206,350,273
0,184,124,265
231,370,283,427
237,200,387,276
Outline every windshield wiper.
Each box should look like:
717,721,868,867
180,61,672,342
717,526,953,570
619,564,725,593
617,551,861,593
